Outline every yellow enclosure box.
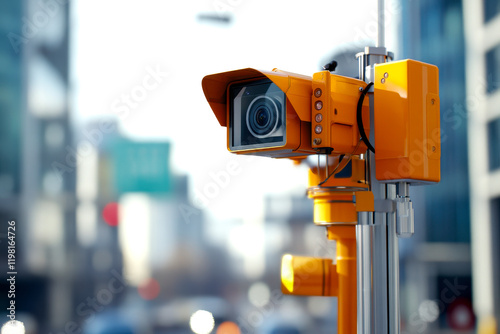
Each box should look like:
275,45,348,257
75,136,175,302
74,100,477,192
374,60,440,183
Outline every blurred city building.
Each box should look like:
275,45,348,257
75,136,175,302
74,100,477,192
0,0,79,332
0,1,231,331
463,0,500,331
78,122,236,332
0,0,23,277
400,0,475,332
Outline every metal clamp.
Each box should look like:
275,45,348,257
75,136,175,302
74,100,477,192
395,182,414,238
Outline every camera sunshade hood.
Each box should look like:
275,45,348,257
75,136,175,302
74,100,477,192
202,68,312,127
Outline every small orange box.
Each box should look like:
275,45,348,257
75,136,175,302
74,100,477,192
374,60,440,183
311,72,369,154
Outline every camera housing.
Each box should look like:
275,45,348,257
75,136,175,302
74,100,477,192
202,68,370,158
202,68,315,158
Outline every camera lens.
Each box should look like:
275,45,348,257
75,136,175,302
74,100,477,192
256,108,270,126
246,96,280,138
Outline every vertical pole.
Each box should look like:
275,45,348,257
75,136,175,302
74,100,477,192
356,64,391,334
379,0,402,324
387,184,400,334
377,0,385,48
356,0,402,331
356,214,374,333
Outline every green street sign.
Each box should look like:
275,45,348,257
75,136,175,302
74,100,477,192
113,140,171,193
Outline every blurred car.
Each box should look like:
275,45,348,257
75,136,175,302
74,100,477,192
82,310,136,334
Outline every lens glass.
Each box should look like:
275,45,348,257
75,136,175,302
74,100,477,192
256,108,269,126
229,79,286,150
246,96,279,138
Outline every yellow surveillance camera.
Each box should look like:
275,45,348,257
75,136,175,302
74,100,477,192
202,68,370,158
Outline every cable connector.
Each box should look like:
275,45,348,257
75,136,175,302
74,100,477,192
396,182,414,238
396,198,414,238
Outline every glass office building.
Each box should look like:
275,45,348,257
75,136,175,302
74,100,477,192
464,0,500,330
400,0,475,331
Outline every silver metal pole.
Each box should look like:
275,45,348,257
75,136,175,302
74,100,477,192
387,184,400,334
356,1,403,330
369,147,390,334
377,0,385,48
356,87,390,334
356,214,373,334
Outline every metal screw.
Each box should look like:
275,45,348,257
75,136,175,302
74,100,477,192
431,99,435,105
359,87,363,92
384,72,389,78
313,138,322,145
381,78,386,84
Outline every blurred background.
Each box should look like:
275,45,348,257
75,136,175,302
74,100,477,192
0,0,499,333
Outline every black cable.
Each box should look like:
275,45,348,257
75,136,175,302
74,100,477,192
318,154,347,187
357,82,375,153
